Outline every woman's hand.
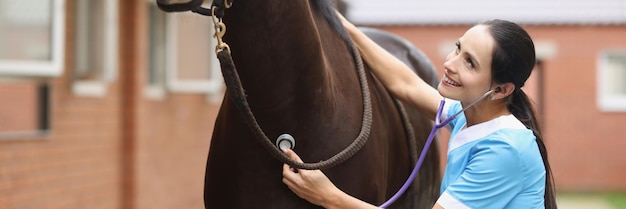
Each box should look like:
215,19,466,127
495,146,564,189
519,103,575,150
282,149,384,209
335,10,442,119
281,149,343,208
335,10,358,34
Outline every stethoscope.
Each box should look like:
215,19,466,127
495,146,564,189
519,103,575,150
378,87,500,208
276,87,500,208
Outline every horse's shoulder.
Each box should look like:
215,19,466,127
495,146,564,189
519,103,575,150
359,27,439,86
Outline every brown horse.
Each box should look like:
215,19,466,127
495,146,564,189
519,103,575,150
157,0,440,208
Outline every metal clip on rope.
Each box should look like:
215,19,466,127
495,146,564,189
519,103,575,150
207,1,373,170
211,6,231,54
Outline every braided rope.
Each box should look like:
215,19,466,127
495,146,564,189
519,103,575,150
393,100,418,167
391,98,420,205
217,37,373,170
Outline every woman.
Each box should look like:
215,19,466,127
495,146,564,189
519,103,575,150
281,15,557,209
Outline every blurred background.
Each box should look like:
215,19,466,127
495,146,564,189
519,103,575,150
0,0,624,208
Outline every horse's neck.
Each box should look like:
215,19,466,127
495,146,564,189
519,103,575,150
223,0,355,111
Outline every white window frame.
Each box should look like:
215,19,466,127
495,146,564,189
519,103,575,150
144,2,174,100
0,0,65,77
597,50,626,112
72,0,119,97
146,3,224,101
165,12,223,95
534,41,557,60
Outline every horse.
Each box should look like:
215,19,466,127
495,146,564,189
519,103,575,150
156,0,441,208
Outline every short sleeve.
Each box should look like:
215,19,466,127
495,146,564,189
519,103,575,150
441,98,462,130
437,139,524,209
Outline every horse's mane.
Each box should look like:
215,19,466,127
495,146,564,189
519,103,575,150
313,0,351,45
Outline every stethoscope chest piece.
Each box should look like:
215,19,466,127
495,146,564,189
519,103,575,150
276,134,295,151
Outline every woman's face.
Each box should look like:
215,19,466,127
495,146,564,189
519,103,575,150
438,25,496,104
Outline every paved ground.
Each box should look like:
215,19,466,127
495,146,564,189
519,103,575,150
191,193,623,209
557,193,620,209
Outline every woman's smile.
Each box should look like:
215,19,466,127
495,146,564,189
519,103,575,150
442,74,462,87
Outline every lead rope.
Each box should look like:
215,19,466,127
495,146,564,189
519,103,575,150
393,100,418,174
211,5,374,170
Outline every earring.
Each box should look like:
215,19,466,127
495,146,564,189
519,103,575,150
491,95,496,101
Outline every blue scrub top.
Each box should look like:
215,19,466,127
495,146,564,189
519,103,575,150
436,99,546,209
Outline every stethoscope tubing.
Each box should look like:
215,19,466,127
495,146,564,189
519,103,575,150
379,99,450,208
379,89,495,208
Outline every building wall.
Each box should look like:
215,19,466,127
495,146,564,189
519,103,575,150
129,1,222,209
532,26,626,191
0,1,222,209
0,1,123,208
375,25,626,191
0,80,124,209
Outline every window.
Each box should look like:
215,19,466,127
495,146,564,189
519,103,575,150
530,41,557,116
598,51,626,112
167,12,223,95
146,2,224,100
73,0,118,97
0,0,65,77
0,81,50,139
145,2,171,99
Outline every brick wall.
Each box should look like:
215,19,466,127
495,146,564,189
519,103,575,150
0,83,39,133
0,0,123,208
0,1,223,209
129,1,222,209
532,26,626,191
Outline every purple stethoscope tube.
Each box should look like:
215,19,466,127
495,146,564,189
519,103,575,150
379,88,496,208
378,99,452,208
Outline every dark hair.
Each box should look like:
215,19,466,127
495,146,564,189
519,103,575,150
482,19,557,209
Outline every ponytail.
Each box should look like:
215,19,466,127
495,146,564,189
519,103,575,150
508,89,557,209
483,19,556,208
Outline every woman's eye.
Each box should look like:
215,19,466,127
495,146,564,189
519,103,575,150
466,58,475,68
455,41,474,68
